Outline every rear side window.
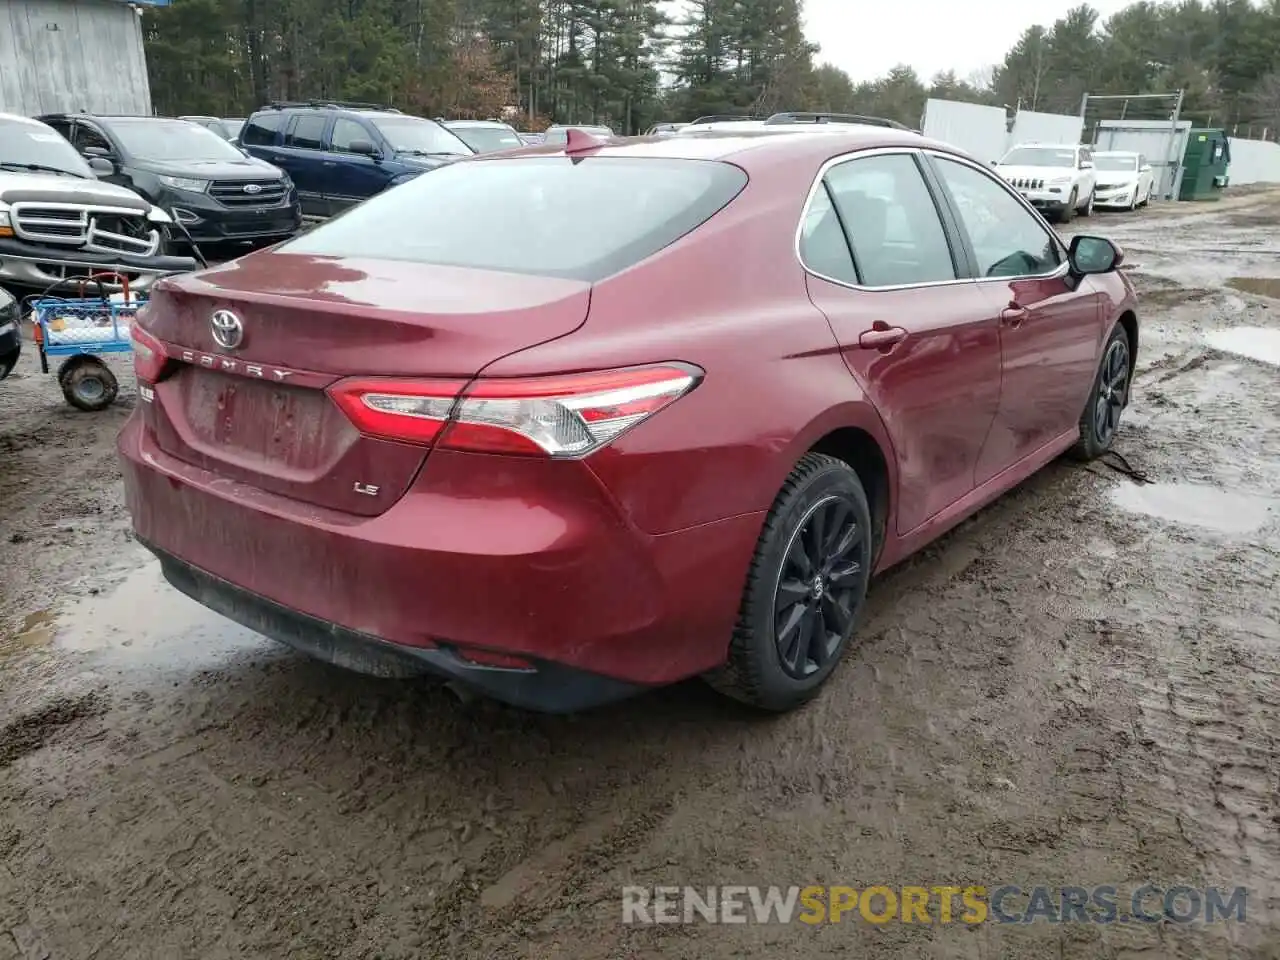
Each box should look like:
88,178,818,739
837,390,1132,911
822,154,957,287
241,112,282,146
280,157,748,282
285,115,327,150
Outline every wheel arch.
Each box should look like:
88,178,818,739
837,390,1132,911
774,403,898,567
1116,309,1137,363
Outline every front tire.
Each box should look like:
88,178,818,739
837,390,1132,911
1079,189,1095,217
705,453,873,712
0,347,18,381
1071,324,1131,460
1058,189,1078,223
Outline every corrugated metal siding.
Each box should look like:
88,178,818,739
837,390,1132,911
1009,110,1083,149
1225,139,1280,185
921,99,1009,166
0,0,152,116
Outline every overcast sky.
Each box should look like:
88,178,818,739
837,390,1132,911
803,0,1136,83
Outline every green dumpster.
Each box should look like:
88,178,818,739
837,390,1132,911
1178,128,1231,201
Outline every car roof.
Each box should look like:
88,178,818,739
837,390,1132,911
445,119,513,127
0,112,55,127
481,126,947,166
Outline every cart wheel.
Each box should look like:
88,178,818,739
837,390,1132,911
59,357,118,411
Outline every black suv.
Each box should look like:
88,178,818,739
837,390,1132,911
36,113,301,248
238,101,474,217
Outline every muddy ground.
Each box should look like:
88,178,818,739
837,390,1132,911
1,189,1279,959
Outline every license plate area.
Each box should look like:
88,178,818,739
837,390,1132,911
177,366,349,472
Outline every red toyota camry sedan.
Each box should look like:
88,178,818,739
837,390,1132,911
119,126,1137,713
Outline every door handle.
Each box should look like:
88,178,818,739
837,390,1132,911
1000,304,1028,328
858,325,908,349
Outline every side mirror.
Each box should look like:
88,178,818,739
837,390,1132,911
87,156,115,176
1080,160,1094,169
1069,235,1122,275
349,139,378,156
82,146,110,159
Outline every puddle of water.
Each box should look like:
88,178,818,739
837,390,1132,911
1203,327,1280,367
1226,276,1280,299
1109,483,1276,535
52,561,266,668
0,610,58,657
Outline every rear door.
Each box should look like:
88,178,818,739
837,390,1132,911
928,153,1105,482
802,149,1002,535
277,113,331,217
326,116,394,212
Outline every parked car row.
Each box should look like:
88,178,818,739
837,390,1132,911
992,142,1155,222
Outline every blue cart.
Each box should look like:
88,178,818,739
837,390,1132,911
30,276,145,411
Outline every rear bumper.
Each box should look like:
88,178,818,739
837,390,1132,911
145,541,643,712
118,415,762,709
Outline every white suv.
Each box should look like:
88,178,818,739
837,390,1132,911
993,143,1097,223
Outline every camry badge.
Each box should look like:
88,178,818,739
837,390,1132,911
210,309,244,350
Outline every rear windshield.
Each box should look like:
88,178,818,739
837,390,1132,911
280,156,748,282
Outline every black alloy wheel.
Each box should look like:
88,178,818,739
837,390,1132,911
705,453,873,711
774,495,864,679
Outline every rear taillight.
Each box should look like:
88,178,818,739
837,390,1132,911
328,364,701,457
131,324,168,383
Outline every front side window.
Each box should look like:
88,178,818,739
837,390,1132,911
933,157,1063,279
280,156,747,282
331,118,372,153
286,115,327,150
75,124,114,155
822,153,957,287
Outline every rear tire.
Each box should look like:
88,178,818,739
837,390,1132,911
59,357,118,412
1071,324,1131,460
705,453,873,712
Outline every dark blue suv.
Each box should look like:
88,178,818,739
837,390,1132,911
238,101,474,217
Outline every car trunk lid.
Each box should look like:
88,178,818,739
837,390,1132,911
139,252,591,516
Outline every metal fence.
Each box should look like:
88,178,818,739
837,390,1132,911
1080,92,1186,201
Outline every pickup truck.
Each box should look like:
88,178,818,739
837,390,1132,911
0,113,194,293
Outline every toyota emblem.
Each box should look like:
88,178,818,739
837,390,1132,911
210,309,245,349
243,183,263,195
